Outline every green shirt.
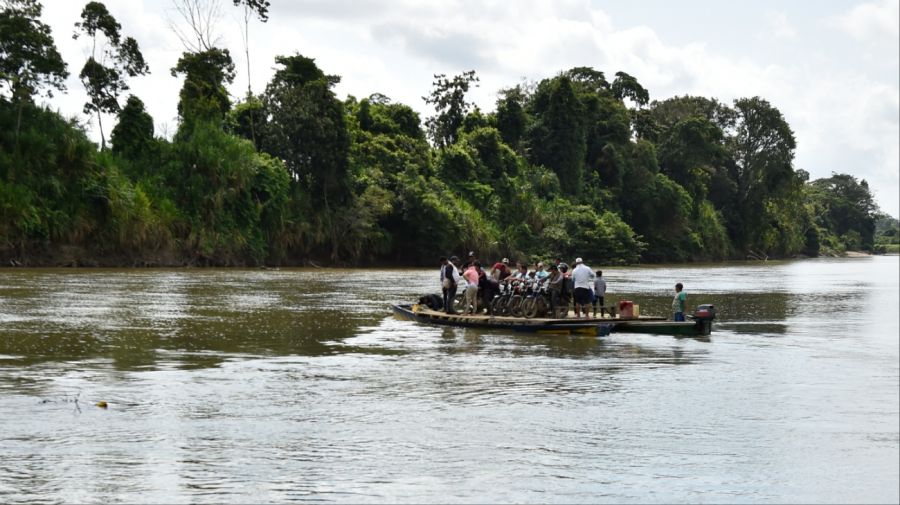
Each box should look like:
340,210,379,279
672,291,686,313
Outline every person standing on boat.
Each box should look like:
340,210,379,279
547,264,564,316
571,258,595,318
592,270,607,317
556,261,571,315
442,256,462,314
440,256,451,310
476,260,497,313
463,261,480,314
672,282,687,321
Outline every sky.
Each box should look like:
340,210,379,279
37,0,900,217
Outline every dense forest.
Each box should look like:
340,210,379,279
1,0,895,267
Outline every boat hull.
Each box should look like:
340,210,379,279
391,304,614,336
391,304,713,337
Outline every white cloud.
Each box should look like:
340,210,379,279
832,0,900,42
765,11,797,40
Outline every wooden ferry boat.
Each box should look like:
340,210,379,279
390,303,715,337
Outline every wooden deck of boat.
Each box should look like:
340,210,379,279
414,306,666,325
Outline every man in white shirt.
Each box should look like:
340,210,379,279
570,257,595,318
442,256,462,314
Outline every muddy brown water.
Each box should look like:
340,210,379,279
1,257,898,503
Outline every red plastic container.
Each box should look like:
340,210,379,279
618,300,634,319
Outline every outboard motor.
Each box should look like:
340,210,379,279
691,304,716,335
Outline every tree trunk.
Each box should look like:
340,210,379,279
242,5,257,147
15,99,24,155
98,112,106,150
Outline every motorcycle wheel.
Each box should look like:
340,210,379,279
509,295,524,317
522,298,536,318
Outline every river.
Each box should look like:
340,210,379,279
1,257,898,503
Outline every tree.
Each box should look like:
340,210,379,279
168,0,223,53
527,76,586,196
73,1,149,149
564,66,609,93
233,0,268,20
807,173,878,250
262,54,349,201
0,0,68,145
727,97,800,254
611,71,649,107
657,116,727,202
649,95,736,134
235,0,269,145
261,54,351,259
110,94,154,160
170,47,235,135
227,93,265,149
495,86,528,151
422,70,479,148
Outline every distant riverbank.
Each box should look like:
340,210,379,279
1,245,888,268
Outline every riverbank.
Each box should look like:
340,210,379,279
1,245,889,268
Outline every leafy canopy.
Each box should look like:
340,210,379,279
0,0,68,101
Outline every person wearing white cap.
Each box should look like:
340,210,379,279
571,257,595,318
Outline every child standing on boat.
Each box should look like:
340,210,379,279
672,283,687,321
593,270,607,317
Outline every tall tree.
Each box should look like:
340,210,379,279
422,70,479,148
727,97,800,254
564,66,609,93
73,1,149,149
649,95,736,134
233,0,268,20
262,54,348,202
611,71,649,107
527,76,586,196
110,94,154,160
495,85,528,151
235,0,268,146
168,0,223,53
170,47,235,135
657,116,726,202
0,0,68,146
261,54,351,259
807,173,878,250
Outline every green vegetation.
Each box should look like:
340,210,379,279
873,214,900,254
0,0,891,266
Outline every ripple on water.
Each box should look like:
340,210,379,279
0,259,897,503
